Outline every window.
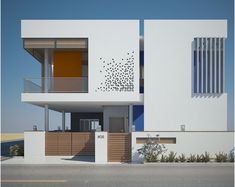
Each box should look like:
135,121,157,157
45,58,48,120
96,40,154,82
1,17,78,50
79,119,99,132
193,37,225,94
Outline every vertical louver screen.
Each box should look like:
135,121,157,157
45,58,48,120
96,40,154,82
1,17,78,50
193,37,225,94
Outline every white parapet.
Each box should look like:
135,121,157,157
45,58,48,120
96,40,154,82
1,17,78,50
24,131,45,160
132,131,234,163
95,131,107,163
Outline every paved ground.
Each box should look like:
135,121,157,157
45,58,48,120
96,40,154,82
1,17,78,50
2,156,95,164
1,164,234,187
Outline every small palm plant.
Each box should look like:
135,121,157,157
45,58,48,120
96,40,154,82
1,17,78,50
188,154,197,162
196,154,201,162
215,152,228,162
167,151,177,162
178,153,186,162
201,152,210,162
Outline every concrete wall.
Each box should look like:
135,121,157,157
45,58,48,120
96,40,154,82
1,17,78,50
24,131,45,160
21,20,140,102
103,106,128,132
132,131,234,162
144,20,228,131
95,132,108,163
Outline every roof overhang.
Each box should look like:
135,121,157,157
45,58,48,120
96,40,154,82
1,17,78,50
21,93,144,112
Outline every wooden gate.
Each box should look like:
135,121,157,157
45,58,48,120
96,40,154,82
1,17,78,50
45,132,95,156
108,133,131,162
72,132,95,156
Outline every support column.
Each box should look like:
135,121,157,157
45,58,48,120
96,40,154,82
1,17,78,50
128,105,133,132
44,48,49,93
45,105,49,132
62,110,65,132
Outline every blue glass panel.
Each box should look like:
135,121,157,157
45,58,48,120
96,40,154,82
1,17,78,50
199,51,202,93
207,50,210,93
193,50,197,93
133,105,144,131
140,51,144,65
203,50,206,93
220,51,223,92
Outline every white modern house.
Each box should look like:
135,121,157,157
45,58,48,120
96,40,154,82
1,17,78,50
22,20,233,163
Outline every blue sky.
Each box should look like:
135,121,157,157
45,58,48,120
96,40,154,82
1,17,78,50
1,0,234,132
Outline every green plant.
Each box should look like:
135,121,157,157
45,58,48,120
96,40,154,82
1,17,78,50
160,155,167,162
201,152,210,162
215,152,228,162
178,153,186,162
188,154,197,162
167,151,177,162
174,157,179,162
137,135,167,162
229,149,234,162
146,153,158,162
9,144,24,156
196,154,201,162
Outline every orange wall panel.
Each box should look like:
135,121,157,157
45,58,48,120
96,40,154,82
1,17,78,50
53,51,82,77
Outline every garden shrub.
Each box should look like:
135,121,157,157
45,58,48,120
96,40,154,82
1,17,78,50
137,135,167,162
174,157,179,162
167,151,177,162
215,152,228,162
201,152,210,162
178,153,186,162
196,154,202,162
9,144,24,156
160,155,167,162
229,149,234,162
188,154,197,162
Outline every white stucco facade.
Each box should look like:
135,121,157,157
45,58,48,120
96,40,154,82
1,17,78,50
24,131,45,160
144,20,228,131
21,20,233,162
95,132,108,163
132,131,234,162
21,20,140,103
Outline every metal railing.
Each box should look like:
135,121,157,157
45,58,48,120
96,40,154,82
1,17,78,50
24,77,88,93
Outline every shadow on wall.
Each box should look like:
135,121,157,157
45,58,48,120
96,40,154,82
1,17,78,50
191,94,223,98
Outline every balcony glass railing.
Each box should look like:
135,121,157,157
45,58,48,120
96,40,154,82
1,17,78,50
24,77,88,93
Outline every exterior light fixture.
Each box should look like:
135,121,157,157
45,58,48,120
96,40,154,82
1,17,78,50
181,125,185,131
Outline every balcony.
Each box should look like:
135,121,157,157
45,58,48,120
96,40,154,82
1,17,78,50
24,77,88,93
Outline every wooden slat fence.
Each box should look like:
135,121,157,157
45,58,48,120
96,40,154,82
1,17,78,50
45,132,95,156
108,133,131,162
